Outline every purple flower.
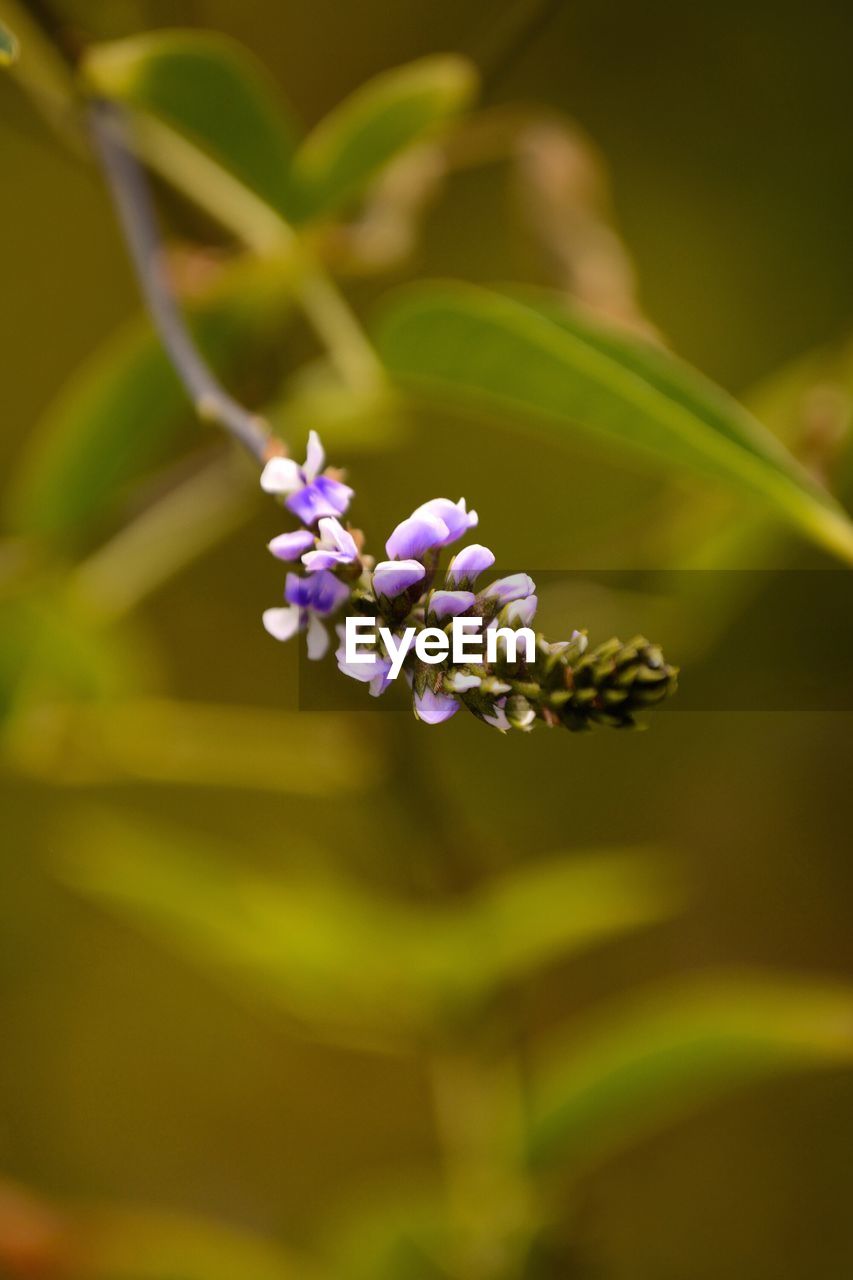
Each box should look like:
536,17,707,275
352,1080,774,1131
503,595,538,627
334,630,393,697
372,559,426,599
413,498,478,545
285,570,349,616
268,529,316,561
385,511,449,560
263,570,350,661
302,517,359,572
260,431,353,525
446,544,495,588
414,687,460,724
428,590,476,620
263,605,328,660
480,573,536,606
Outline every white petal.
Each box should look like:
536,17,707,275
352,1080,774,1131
317,516,357,557
447,672,481,692
262,605,301,641
260,456,302,494
303,430,325,482
306,612,329,660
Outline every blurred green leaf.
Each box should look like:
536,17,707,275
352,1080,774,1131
0,16,18,64
527,971,853,1172
289,56,477,221
0,589,142,730
79,1205,322,1280
466,848,683,992
59,816,681,1047
7,697,383,795
83,30,301,222
4,261,290,541
375,283,853,564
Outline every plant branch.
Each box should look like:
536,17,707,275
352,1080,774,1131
88,97,275,464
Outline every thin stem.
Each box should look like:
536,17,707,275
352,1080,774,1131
122,113,384,393
88,97,274,464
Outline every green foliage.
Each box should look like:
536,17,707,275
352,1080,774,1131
8,697,383,795
79,1205,322,1280
83,31,301,221
0,16,17,64
4,261,290,542
527,971,853,1171
58,813,682,1045
289,56,477,221
83,34,476,241
375,283,853,564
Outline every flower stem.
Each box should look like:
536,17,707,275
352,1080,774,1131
88,98,274,464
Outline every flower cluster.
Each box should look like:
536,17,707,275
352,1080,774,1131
262,432,677,731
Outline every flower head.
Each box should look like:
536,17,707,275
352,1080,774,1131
267,529,316,562
260,431,353,525
412,498,477,545
414,687,460,725
260,438,677,731
373,559,426,600
302,517,359,572
446,544,495,588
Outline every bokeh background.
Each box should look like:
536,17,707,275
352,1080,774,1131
1,1,853,1277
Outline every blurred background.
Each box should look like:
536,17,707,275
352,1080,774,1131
1,1,853,1277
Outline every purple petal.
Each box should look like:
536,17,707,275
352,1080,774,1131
385,511,449,560
481,573,536,606
302,517,359,571
306,570,351,616
414,687,460,725
285,573,314,609
286,476,353,525
313,474,354,512
369,670,393,697
301,549,345,571
428,590,476,620
446,543,495,587
335,637,392,686
319,516,358,557
285,570,349,615
413,498,478,546
268,529,316,561
372,559,426,599
504,595,538,627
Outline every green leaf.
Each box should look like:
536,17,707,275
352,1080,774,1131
4,262,289,541
0,17,18,64
375,283,853,564
83,31,300,224
290,56,477,221
9,697,383,795
59,817,680,1048
527,971,853,1172
464,847,684,992
0,589,141,731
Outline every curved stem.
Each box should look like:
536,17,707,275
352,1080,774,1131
88,97,274,464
